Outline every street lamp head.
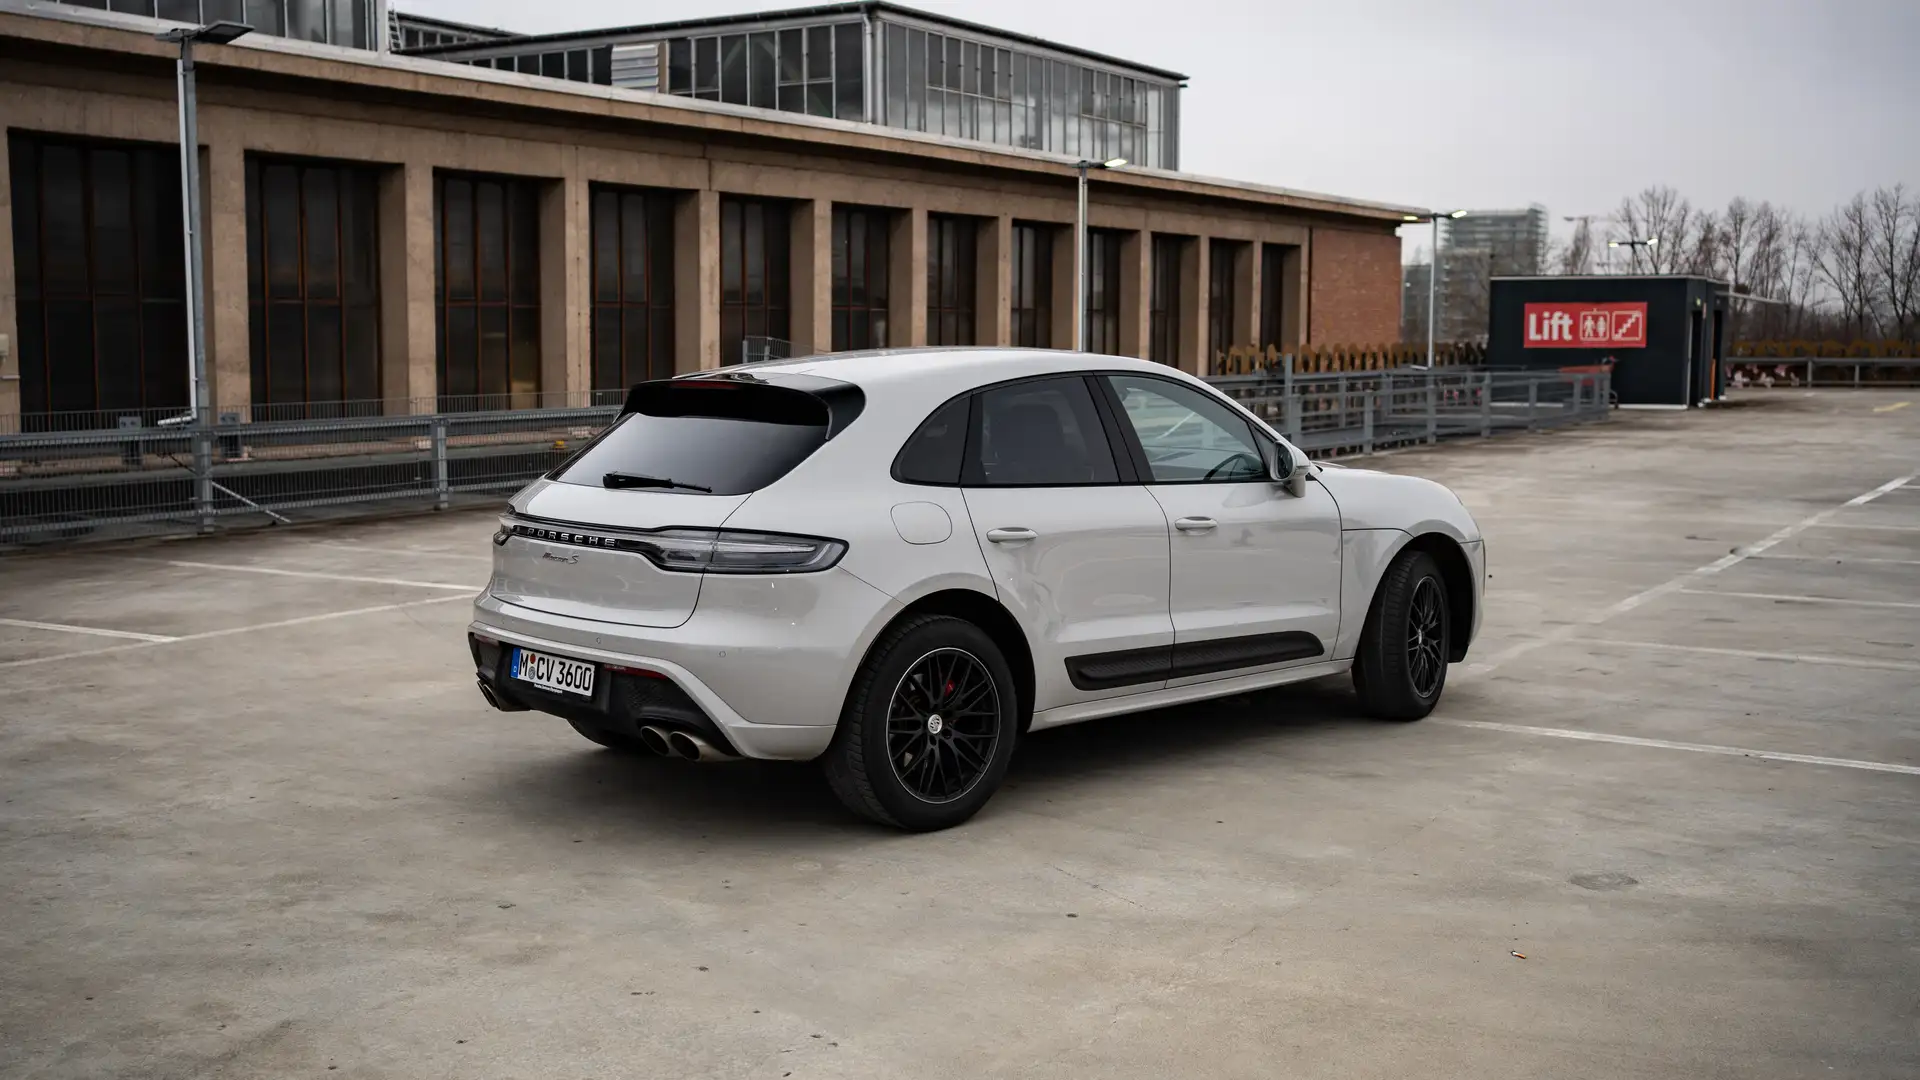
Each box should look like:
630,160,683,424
1102,157,1128,170
1645,237,1659,247
1447,209,1469,219
1403,214,1423,223
157,21,254,45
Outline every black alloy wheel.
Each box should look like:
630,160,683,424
1406,577,1447,698
1353,548,1450,721
885,648,1002,803
823,614,1020,831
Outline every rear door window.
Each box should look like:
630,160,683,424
551,379,846,495
963,376,1121,487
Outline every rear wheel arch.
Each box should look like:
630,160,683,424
857,588,1035,732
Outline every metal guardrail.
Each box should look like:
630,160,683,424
0,367,1610,546
1214,367,1612,456
1728,357,1920,389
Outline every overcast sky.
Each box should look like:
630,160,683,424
396,0,1920,253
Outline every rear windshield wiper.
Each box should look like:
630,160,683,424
602,471,714,493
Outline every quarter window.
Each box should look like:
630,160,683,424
963,377,1118,487
893,395,969,485
1105,374,1265,483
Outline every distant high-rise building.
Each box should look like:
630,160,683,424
1437,205,1548,343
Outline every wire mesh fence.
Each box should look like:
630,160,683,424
0,366,1610,547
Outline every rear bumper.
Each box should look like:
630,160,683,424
468,567,898,761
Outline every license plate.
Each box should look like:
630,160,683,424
510,648,596,697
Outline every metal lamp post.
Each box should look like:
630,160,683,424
157,20,252,429
1608,236,1659,274
157,20,250,531
1073,157,1127,352
1404,209,1467,365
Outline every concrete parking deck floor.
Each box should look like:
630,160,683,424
2,390,1916,1079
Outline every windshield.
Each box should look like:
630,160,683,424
550,380,845,495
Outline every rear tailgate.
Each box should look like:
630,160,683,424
491,481,746,628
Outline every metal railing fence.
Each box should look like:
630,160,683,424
0,366,1609,546
1728,357,1920,389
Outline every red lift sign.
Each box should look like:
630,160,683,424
1523,302,1648,348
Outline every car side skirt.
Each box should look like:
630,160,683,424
1065,632,1325,691
1031,657,1353,732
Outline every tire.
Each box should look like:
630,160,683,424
566,717,651,753
823,615,1020,832
1352,548,1450,721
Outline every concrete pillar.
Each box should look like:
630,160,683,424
1235,241,1259,349
1119,228,1150,360
789,198,832,356
203,141,250,418
674,189,719,373
1049,223,1075,350
1282,240,1308,348
379,160,438,412
1178,235,1209,375
538,167,588,405
0,132,18,428
888,206,927,347
976,214,1012,346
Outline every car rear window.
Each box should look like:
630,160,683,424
550,379,859,495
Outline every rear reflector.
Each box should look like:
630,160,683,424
607,664,668,679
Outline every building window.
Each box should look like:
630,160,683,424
244,156,380,417
1208,240,1236,366
665,22,862,120
66,1,380,50
720,196,791,365
831,206,890,351
434,172,541,408
1084,229,1123,356
7,132,186,428
1149,235,1181,366
1010,222,1052,348
874,22,1175,167
590,186,676,399
1259,244,1288,349
926,214,977,346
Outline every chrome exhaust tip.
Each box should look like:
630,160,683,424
666,730,741,763
636,725,674,757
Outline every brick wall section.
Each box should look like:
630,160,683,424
1308,227,1403,345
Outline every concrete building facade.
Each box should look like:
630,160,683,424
0,4,1414,427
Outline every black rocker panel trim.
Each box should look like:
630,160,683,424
1168,631,1324,680
1065,631,1325,691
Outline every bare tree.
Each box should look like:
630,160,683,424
1867,185,1919,338
1610,185,1699,273
1558,217,1596,275
1816,194,1879,338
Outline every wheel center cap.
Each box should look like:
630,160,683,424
926,714,945,735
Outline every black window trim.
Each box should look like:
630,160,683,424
1092,370,1273,487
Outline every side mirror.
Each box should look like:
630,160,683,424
1266,440,1310,497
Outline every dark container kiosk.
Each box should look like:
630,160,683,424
1487,275,1730,407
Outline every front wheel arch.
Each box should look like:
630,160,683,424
1396,533,1476,662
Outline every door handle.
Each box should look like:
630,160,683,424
1174,517,1218,532
986,527,1038,544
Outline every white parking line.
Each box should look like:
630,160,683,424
1581,638,1920,673
1747,554,1920,566
0,617,180,643
0,595,472,671
117,557,477,592
1808,522,1920,532
1435,719,1920,777
1678,588,1920,610
1466,473,1916,676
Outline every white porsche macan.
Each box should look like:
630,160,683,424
469,349,1485,831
